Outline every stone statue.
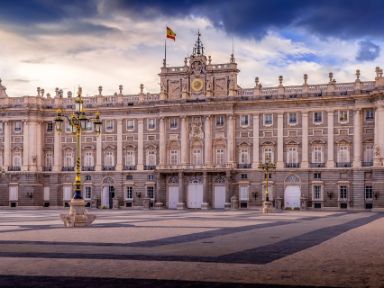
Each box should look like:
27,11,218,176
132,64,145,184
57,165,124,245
375,144,381,158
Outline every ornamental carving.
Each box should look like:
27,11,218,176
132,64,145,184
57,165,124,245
215,175,226,184
189,117,204,141
189,176,202,184
168,176,178,184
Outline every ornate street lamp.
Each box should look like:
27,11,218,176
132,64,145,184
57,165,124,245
259,158,276,213
56,87,101,227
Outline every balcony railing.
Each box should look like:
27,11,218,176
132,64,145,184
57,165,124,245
362,161,373,167
336,162,352,168
124,165,137,170
62,166,74,171
82,166,95,171
144,165,156,170
237,163,252,169
310,163,325,168
42,166,52,171
103,166,116,171
8,166,21,171
285,163,301,168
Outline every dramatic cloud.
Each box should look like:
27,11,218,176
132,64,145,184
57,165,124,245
356,40,380,61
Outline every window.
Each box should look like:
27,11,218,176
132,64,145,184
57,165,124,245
288,113,297,125
85,121,93,132
364,144,373,163
12,151,22,167
313,112,322,124
287,147,298,164
338,110,348,123
46,122,53,132
241,174,248,179
170,118,178,129
126,186,133,199
64,150,74,167
147,186,155,199
192,148,202,165
312,146,323,163
239,186,249,201
314,172,321,179
147,119,156,130
365,186,373,199
240,115,249,127
84,151,94,167
365,109,374,121
216,115,225,127
313,185,322,200
337,145,350,163
126,174,133,181
339,185,348,199
263,147,274,162
0,122,3,134
65,120,72,133
148,174,155,181
104,151,114,167
216,148,225,165
263,114,273,126
146,150,156,166
14,121,22,133
125,150,135,166
85,175,92,181
239,147,249,164
126,119,135,130
105,120,114,132
84,187,92,199
170,150,179,165
45,151,53,167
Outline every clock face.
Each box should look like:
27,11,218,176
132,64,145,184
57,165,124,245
191,78,204,92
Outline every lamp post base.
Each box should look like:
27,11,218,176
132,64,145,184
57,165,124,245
60,199,96,227
262,200,274,214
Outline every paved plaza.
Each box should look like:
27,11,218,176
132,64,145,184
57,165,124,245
0,208,383,287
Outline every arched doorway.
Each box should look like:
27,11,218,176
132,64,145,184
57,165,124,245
102,177,115,209
284,175,301,209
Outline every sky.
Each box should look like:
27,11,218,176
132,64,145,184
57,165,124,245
0,0,383,97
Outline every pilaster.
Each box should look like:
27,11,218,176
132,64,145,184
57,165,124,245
301,112,309,168
96,133,102,171
227,115,234,165
204,116,212,166
3,121,11,169
159,117,166,166
353,109,362,167
116,119,123,171
180,116,188,166
276,113,284,169
327,110,335,168
252,114,260,168
137,119,144,170
22,120,29,171
53,125,62,172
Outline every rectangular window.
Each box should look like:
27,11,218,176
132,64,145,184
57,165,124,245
365,186,373,199
170,118,178,129
105,120,114,132
339,185,348,199
263,147,273,162
313,112,322,124
85,121,93,132
147,174,155,181
14,121,22,133
241,173,248,179
126,186,133,199
288,113,297,125
147,186,154,199
365,109,374,121
170,150,179,165
216,149,225,165
240,115,249,127
287,147,298,164
147,119,156,130
216,115,225,127
312,146,323,163
263,114,273,126
313,185,322,199
338,146,350,163
126,119,135,130
364,144,374,163
46,122,53,132
314,172,321,179
84,187,92,199
239,186,249,201
338,110,348,123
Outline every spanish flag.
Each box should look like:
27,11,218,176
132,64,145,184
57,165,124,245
166,26,176,41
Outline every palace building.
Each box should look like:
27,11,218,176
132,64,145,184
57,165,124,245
1,33,384,210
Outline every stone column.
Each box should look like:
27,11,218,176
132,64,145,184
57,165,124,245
180,116,188,166
177,171,185,209
36,121,42,171
353,109,362,167
327,111,335,168
301,112,309,168
202,172,209,209
23,120,29,171
277,113,284,169
374,104,384,166
3,121,11,169
28,120,37,172
137,119,144,170
227,115,234,165
159,117,166,167
252,114,260,168
225,170,232,207
116,119,123,171
204,116,212,166
96,133,102,171
53,124,62,172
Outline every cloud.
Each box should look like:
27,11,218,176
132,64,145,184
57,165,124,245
21,57,47,64
356,40,380,61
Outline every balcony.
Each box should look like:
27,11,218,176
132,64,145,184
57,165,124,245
310,163,325,168
103,166,116,171
8,166,21,171
237,163,252,169
285,163,301,168
124,165,137,170
82,166,95,171
62,166,74,171
42,166,52,171
362,161,373,167
336,162,352,168
144,165,156,170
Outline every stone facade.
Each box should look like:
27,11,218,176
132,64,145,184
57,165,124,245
1,35,384,210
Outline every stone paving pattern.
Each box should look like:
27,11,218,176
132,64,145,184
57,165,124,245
0,209,383,287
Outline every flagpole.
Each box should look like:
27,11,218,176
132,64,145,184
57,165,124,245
164,38,167,67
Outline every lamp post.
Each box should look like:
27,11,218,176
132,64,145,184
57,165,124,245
259,158,276,213
55,87,102,227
